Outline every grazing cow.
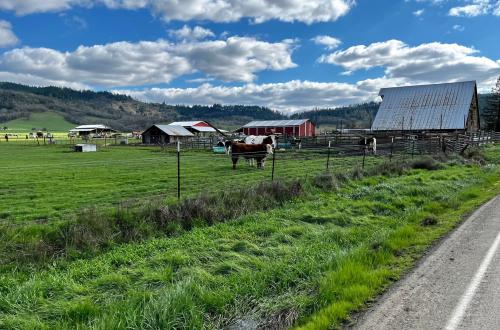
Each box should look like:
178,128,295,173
359,137,377,155
231,143,273,169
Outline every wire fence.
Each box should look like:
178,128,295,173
1,131,497,223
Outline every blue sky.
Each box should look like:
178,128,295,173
0,0,498,112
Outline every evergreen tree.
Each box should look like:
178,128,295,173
483,76,500,131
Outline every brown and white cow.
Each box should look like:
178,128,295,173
230,143,273,169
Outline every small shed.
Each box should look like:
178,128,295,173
371,81,480,132
141,125,194,144
74,144,97,152
237,119,315,137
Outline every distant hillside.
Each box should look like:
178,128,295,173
0,82,285,131
292,102,380,130
3,82,490,133
2,112,75,132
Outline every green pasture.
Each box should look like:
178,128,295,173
0,143,383,222
0,148,499,329
0,112,75,133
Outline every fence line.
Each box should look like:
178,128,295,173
1,131,497,222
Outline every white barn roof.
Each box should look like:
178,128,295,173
73,124,112,130
152,125,194,136
242,119,309,128
168,121,204,126
372,81,478,131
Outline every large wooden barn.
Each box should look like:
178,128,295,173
141,125,194,144
237,119,315,137
371,81,480,133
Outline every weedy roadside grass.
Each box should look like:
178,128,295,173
1,145,499,329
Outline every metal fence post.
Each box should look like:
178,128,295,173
177,141,181,201
326,141,331,171
271,148,276,181
390,137,394,162
362,147,366,169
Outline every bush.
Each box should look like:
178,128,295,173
409,157,442,171
421,216,438,226
313,173,339,191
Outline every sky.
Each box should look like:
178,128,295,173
0,0,498,113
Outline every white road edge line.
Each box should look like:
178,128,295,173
445,230,500,330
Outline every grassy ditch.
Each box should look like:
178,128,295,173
1,147,499,329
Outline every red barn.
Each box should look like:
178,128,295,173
238,119,315,137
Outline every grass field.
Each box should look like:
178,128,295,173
1,112,75,132
1,143,499,329
0,144,383,222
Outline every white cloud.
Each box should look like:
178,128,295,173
449,0,499,17
0,0,88,15
312,35,342,50
318,39,500,90
113,79,387,113
0,20,18,47
0,37,296,87
0,0,356,24
453,24,465,31
168,25,215,41
413,9,425,16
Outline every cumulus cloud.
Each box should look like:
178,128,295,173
0,0,88,15
0,37,296,87
168,25,215,41
0,20,18,47
312,35,342,50
449,0,500,17
318,39,500,89
113,79,388,113
0,0,355,24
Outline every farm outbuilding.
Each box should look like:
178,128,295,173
69,124,117,137
168,121,224,136
371,81,480,132
74,144,97,152
237,119,316,137
141,125,194,144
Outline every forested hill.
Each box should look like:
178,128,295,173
0,82,285,131
0,82,494,132
292,102,380,129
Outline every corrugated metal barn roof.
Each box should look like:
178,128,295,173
154,125,194,136
168,121,204,126
371,81,477,131
243,119,309,128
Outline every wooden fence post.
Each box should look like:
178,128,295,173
177,141,181,201
271,148,276,181
362,147,366,169
326,141,331,170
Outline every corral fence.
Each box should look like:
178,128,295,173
157,131,498,201
1,130,498,223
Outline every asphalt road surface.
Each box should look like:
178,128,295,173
350,196,500,330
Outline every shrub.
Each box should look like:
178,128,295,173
409,157,442,171
421,216,438,226
313,173,339,191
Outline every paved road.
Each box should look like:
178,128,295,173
350,196,500,330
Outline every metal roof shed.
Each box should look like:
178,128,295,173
371,81,479,132
141,124,194,144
